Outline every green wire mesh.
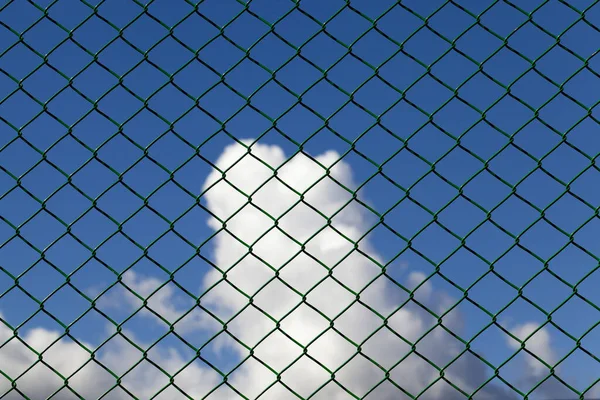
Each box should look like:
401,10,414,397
2,0,600,399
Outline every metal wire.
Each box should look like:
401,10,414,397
2,0,600,399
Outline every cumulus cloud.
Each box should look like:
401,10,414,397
0,319,222,399
506,323,572,399
119,270,205,334
508,323,556,378
0,140,568,399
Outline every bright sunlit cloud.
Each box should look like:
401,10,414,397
0,141,562,399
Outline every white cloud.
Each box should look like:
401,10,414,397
506,322,573,399
507,323,556,378
1,140,565,399
186,140,520,399
120,270,205,334
0,320,223,399
0,320,113,399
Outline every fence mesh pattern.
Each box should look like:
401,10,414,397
2,0,600,399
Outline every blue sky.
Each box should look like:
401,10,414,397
2,0,600,398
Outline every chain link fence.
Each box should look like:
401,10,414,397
2,0,600,399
